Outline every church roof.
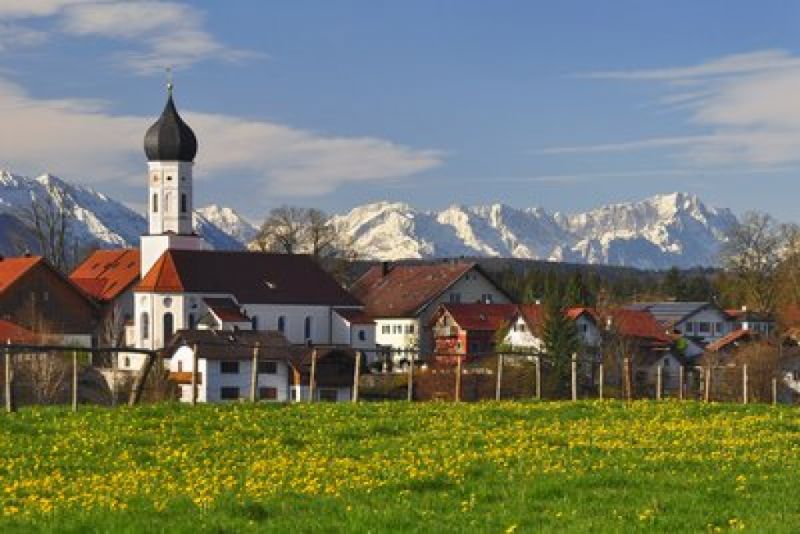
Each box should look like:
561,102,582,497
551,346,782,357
144,87,197,162
136,249,362,306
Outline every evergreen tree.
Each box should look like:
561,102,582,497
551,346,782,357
541,287,581,397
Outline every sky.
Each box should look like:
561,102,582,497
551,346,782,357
1,1,800,222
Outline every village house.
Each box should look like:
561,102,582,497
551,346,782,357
626,301,732,345
288,346,358,402
0,255,97,346
113,84,372,372
503,304,601,352
431,303,518,361
724,306,775,336
350,261,511,362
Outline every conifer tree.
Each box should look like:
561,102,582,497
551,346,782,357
541,285,581,397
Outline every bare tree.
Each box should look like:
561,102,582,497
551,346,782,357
252,206,307,254
17,184,75,272
720,211,783,314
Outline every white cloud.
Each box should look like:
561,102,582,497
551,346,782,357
546,49,800,168
0,1,256,73
0,77,443,197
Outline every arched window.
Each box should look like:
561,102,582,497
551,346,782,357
277,316,286,333
181,193,188,213
141,312,149,340
124,356,130,368
152,194,158,213
163,312,174,341
177,361,183,372
165,193,172,213
188,313,196,330
304,316,312,340
251,316,259,330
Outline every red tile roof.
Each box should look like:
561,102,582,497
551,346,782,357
70,249,140,301
137,250,360,306
0,319,36,343
516,303,544,331
0,256,42,293
350,262,480,318
706,329,758,352
437,303,518,331
608,309,671,344
204,298,250,323
333,308,374,325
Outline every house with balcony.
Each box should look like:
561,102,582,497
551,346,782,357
431,303,518,362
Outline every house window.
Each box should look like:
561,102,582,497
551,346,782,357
393,325,402,334
220,387,240,400
165,192,171,213
698,322,710,334
163,312,174,341
181,193,187,213
124,356,130,368
663,358,670,367
318,388,338,402
304,316,313,340
258,361,277,374
140,312,149,340
358,330,366,342
277,316,286,333
259,387,278,400
251,316,259,330
685,322,694,333
449,293,461,303
152,193,158,213
220,361,240,374
482,294,493,304
178,361,183,372
382,325,390,334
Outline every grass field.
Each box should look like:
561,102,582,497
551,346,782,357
1,400,799,532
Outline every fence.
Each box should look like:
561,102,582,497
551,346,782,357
0,342,797,412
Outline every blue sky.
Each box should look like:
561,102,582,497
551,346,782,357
1,1,800,222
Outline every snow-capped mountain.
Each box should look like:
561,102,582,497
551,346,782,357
0,170,246,254
196,204,258,244
331,193,737,269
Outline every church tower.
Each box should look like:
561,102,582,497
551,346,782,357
140,82,205,277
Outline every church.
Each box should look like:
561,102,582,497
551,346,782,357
84,83,374,371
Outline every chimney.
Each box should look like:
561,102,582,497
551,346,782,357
381,261,391,277
741,305,747,312
606,316,613,331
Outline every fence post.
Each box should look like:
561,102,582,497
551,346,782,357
623,357,631,401
772,377,778,406
352,351,361,403
250,342,260,402
598,363,604,400
742,364,748,405
191,344,198,406
309,348,317,403
656,364,662,401
678,365,684,401
4,340,12,413
704,366,711,403
571,354,577,401
407,351,414,402
535,356,541,400
495,353,504,401
111,349,118,407
455,354,463,402
72,350,78,412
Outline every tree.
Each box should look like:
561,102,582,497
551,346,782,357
720,211,782,313
17,185,76,273
541,288,581,397
252,206,355,261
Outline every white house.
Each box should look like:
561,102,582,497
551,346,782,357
117,83,372,371
350,261,511,361
167,330,291,403
627,302,733,345
503,304,601,352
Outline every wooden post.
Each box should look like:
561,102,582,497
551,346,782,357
571,354,577,401
598,363,604,400
407,351,414,402
352,351,361,403
656,364,662,401
128,352,155,406
703,366,711,403
250,342,260,402
495,353,504,401
72,350,78,412
455,354,463,402
742,364,748,405
534,356,541,400
111,348,118,407
678,365,684,401
772,377,778,406
191,344,198,406
309,348,318,403
623,357,631,401
4,340,12,413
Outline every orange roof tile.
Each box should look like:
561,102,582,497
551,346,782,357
70,249,140,301
706,329,757,352
0,256,42,293
608,309,671,344
0,319,36,343
437,303,518,331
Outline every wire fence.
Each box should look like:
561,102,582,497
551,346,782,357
0,343,798,412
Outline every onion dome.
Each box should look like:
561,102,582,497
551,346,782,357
144,84,197,162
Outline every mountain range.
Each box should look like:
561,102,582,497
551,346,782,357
0,170,736,270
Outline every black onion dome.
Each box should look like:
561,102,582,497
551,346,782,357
144,88,197,162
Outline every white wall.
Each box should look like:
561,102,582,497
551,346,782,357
332,313,376,350
292,385,351,402
504,316,544,351
375,318,420,357
675,308,731,343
